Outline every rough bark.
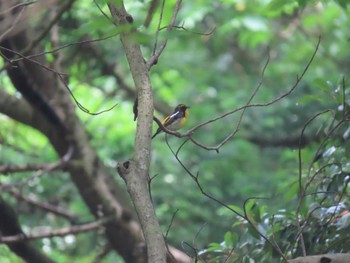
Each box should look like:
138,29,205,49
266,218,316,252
288,254,350,263
0,2,190,262
108,2,168,263
1,27,145,262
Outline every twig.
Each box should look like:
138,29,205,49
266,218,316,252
171,37,321,151
0,45,68,75
165,138,288,261
159,24,216,36
152,0,166,56
57,74,119,115
192,223,208,263
295,95,348,256
0,145,73,175
0,146,73,194
0,216,113,244
1,45,119,116
147,0,182,69
9,33,118,63
1,42,118,116
165,137,243,218
8,189,79,222
0,1,37,16
0,161,65,175
28,0,76,51
181,241,199,261
0,1,27,42
93,0,115,25
165,209,179,240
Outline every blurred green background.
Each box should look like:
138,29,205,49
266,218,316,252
1,0,349,262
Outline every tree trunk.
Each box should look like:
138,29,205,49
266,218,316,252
288,254,350,263
0,8,189,263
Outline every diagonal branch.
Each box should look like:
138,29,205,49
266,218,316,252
0,216,113,244
165,137,288,261
27,0,76,52
0,143,73,175
0,147,72,175
7,189,79,222
167,37,321,151
147,0,182,70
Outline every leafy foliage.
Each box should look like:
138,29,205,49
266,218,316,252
0,0,349,262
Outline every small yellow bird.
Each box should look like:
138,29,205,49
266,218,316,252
152,104,190,139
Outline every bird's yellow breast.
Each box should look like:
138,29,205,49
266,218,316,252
180,117,186,127
184,108,189,117
166,117,186,131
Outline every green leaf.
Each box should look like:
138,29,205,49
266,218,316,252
224,231,232,247
335,0,350,9
267,222,281,235
313,78,332,92
267,0,295,11
297,0,308,8
206,242,223,252
231,232,238,248
247,225,261,239
228,205,244,215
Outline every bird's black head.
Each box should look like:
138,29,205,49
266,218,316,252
174,104,190,117
174,104,189,112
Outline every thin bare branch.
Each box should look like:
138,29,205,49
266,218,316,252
93,0,114,25
147,0,182,69
28,0,76,51
0,45,68,75
0,2,27,42
165,209,179,240
170,37,321,151
6,34,118,64
0,45,118,116
152,0,166,56
0,1,37,16
159,24,216,36
0,145,73,175
8,189,79,222
295,83,349,256
0,161,64,175
0,216,113,244
57,74,119,116
165,137,288,261
0,146,73,196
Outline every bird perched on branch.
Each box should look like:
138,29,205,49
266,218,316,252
152,104,190,139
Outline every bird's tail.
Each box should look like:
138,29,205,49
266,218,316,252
151,129,161,139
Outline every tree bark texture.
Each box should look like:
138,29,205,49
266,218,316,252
108,2,169,263
0,2,188,263
288,254,350,263
1,27,145,263
0,2,190,262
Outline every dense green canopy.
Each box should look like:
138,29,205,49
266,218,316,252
0,0,349,262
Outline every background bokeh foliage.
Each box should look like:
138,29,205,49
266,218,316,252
0,0,349,262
